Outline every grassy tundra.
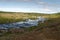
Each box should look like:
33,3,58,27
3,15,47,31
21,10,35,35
0,12,49,24
0,11,59,24
0,11,60,40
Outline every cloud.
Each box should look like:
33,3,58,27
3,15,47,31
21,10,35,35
36,1,60,13
36,0,47,5
37,1,51,11
43,8,52,11
23,0,31,2
37,1,60,7
0,7,58,13
16,0,32,2
0,0,32,2
37,2,46,5
36,1,48,8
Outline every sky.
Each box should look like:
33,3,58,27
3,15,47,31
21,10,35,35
0,0,60,14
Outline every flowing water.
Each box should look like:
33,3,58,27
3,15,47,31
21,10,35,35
0,17,46,29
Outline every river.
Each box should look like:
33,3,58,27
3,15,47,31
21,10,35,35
0,17,46,29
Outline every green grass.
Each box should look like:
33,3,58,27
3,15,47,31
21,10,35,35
0,16,25,24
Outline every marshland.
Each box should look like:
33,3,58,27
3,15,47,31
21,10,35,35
0,11,60,40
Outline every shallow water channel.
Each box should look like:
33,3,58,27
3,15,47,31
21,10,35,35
0,17,46,29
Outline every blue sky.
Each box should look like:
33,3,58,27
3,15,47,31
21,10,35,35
0,0,60,13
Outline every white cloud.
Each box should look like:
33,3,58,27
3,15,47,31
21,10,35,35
43,8,52,11
15,0,32,2
0,7,58,13
23,0,31,1
0,0,32,2
37,2,46,4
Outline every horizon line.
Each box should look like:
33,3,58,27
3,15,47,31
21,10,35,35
0,10,58,14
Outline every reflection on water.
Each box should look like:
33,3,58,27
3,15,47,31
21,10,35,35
0,17,46,29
